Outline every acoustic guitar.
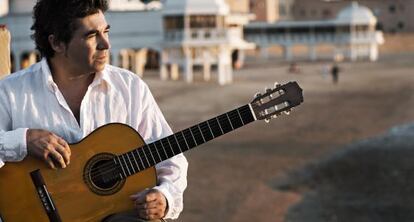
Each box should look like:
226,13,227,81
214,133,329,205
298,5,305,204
0,82,303,222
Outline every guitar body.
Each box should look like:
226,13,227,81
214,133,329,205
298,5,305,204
0,123,156,222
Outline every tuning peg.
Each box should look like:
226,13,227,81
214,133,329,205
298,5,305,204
254,92,262,99
271,114,278,119
265,87,272,93
274,82,281,88
265,118,271,123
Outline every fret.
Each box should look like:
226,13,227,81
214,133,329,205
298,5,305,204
121,155,132,176
145,146,156,166
240,105,255,124
190,126,204,145
199,121,214,141
150,143,162,163
217,114,232,134
176,132,189,151
215,117,224,134
130,150,141,171
142,146,153,167
183,128,197,148
180,131,190,150
235,108,245,126
207,118,222,138
226,113,234,130
197,125,206,143
173,134,183,153
161,138,174,158
155,140,168,161
206,120,215,138
126,152,137,173
188,128,198,146
116,156,127,178
228,109,244,129
166,136,176,156
137,148,150,169
134,149,146,170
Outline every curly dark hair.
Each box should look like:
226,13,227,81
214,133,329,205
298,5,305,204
31,0,109,58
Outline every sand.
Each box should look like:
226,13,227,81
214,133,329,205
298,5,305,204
143,52,414,222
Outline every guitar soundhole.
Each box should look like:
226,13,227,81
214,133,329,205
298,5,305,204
84,153,125,196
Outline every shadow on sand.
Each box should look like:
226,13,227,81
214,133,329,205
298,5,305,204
274,123,414,222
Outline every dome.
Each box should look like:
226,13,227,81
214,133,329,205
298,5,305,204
336,2,377,25
162,0,229,15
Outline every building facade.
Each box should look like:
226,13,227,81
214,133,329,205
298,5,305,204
278,0,414,33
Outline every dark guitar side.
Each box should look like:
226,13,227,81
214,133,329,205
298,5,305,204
0,123,157,222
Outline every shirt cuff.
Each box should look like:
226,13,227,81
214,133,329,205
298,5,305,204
1,128,28,162
153,185,176,219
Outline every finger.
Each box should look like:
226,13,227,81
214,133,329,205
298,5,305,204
136,201,159,210
131,189,150,202
49,149,67,168
46,156,57,169
144,192,159,203
54,142,71,165
138,208,160,220
57,137,71,155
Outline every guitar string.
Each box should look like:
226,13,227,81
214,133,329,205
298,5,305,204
83,107,252,182
83,106,252,182
84,107,252,182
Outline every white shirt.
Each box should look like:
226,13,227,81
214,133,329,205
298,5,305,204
0,59,188,219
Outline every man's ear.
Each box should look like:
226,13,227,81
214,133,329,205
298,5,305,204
48,35,66,54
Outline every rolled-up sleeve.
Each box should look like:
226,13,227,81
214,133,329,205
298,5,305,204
134,81,188,219
0,85,28,168
0,128,29,168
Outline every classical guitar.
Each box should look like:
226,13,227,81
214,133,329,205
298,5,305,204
0,82,303,222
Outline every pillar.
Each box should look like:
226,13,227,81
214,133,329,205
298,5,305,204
160,50,169,80
203,50,211,81
183,47,193,83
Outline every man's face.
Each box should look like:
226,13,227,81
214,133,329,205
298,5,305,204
64,10,110,74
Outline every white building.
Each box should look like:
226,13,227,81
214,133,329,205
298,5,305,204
160,0,254,84
245,2,384,61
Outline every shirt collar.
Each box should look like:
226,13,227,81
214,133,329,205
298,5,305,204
40,58,113,92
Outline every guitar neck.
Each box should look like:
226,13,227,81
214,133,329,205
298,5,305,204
116,104,256,177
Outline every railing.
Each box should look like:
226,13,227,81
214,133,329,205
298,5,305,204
245,31,382,45
164,28,243,44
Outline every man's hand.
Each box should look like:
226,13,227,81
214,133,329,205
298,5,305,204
130,189,168,220
26,129,71,169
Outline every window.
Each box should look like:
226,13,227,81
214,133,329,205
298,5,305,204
389,4,396,13
279,3,286,16
322,9,332,18
164,16,184,30
398,21,405,30
190,15,216,28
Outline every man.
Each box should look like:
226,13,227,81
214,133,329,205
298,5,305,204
0,0,188,221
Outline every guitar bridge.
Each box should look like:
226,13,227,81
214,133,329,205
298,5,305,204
30,170,62,222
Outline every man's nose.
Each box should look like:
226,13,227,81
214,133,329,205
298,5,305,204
97,34,110,50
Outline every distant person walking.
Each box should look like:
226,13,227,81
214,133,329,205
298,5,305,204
331,63,340,84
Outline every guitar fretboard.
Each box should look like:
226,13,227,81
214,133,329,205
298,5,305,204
114,104,255,178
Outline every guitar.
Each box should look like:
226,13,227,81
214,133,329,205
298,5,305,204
0,82,303,222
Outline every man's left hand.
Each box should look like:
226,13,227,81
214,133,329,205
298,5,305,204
130,189,167,220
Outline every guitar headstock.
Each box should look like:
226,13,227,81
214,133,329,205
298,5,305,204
250,81,304,123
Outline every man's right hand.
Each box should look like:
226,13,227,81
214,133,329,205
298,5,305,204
26,129,71,169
